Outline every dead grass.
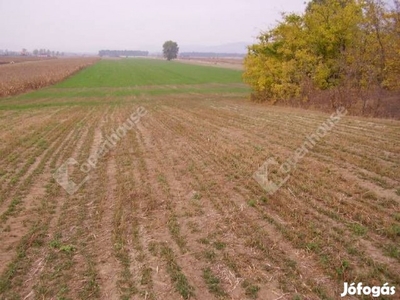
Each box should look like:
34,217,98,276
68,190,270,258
0,56,55,64
177,57,244,70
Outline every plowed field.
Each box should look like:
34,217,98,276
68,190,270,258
0,59,399,300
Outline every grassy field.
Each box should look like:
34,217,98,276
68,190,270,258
0,58,399,300
0,59,248,110
57,59,244,87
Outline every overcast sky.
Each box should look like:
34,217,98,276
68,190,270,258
0,0,307,53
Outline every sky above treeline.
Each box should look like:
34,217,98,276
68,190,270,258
1,0,308,53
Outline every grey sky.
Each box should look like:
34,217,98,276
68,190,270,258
0,0,307,53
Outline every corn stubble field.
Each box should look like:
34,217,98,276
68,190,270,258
0,58,399,300
0,57,98,98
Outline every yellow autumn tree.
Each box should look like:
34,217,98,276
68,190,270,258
244,0,400,112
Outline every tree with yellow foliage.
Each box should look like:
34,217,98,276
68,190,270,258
244,0,400,113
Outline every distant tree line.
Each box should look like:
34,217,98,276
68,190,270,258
99,50,149,57
180,52,245,58
32,49,63,57
244,0,400,116
0,49,63,57
0,50,20,56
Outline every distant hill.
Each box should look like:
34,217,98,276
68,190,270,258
179,52,245,58
180,42,250,54
99,50,148,57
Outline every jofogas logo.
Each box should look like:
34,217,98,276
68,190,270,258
341,282,396,298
